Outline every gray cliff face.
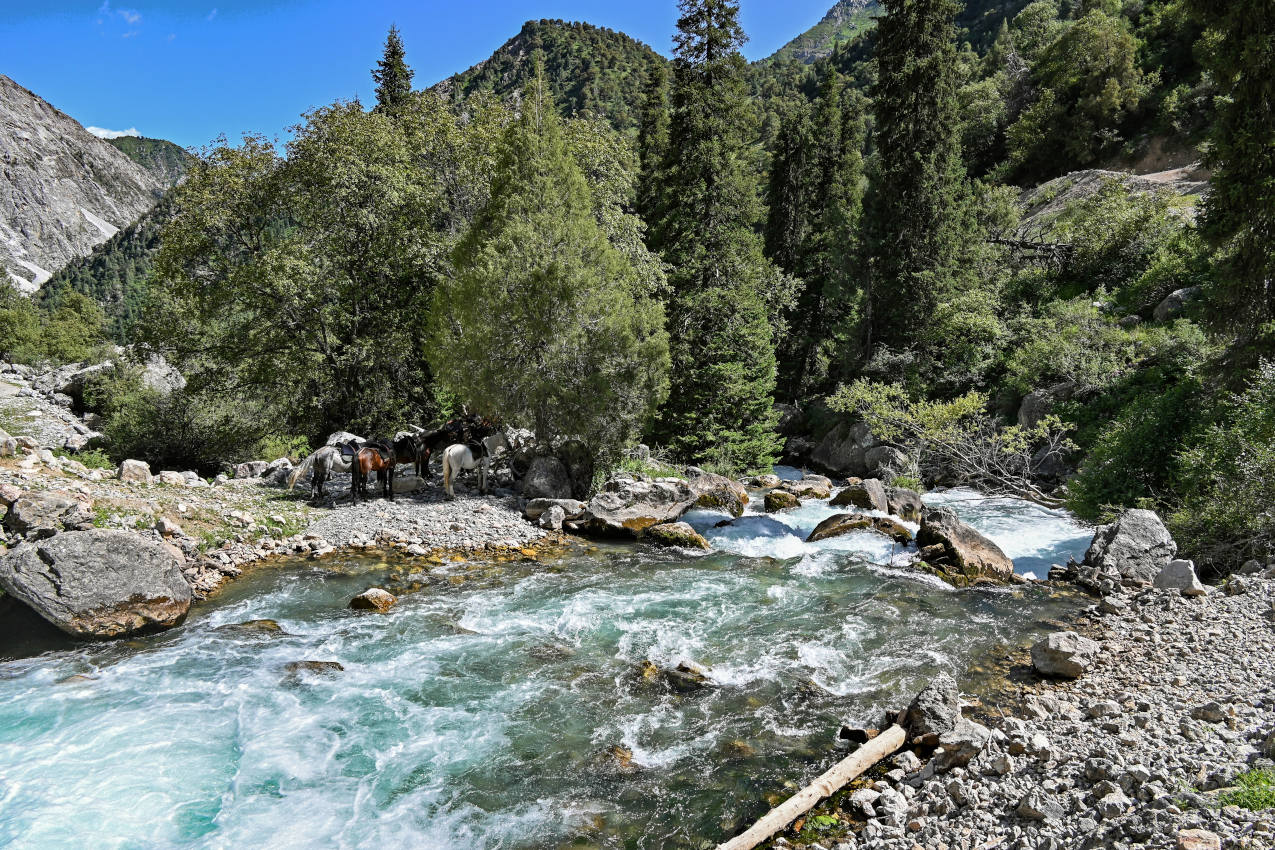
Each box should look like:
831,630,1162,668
0,74,165,294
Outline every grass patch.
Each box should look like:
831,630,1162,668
1218,769,1275,811
53,448,114,470
891,475,924,492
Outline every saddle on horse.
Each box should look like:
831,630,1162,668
336,439,365,461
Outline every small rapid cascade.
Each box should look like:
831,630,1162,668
0,478,1093,850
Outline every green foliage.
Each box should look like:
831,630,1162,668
428,63,669,461
1216,769,1275,811
436,19,667,134
104,136,191,186
373,25,415,112
0,286,109,365
255,434,311,463
1169,362,1275,570
52,447,113,470
766,0,881,65
648,0,786,473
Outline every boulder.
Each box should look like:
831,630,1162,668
118,458,152,484
1031,631,1100,678
1017,382,1075,429
864,446,908,477
0,529,191,639
916,507,1015,584
234,460,269,480
1154,559,1206,596
1176,830,1221,850
156,470,187,486
687,470,748,517
934,718,991,771
3,492,94,538
774,403,807,437
811,421,875,477
1153,285,1202,323
391,474,426,494
349,588,397,613
1017,788,1065,821
539,504,566,531
325,431,364,447
261,458,294,486
806,513,913,545
0,483,21,508
521,456,573,500
904,673,960,744
781,477,832,500
886,486,923,522
749,474,782,489
523,498,587,521
583,476,698,537
138,352,186,395
1084,509,1177,585
643,521,711,550
830,478,889,512
556,439,594,501
764,490,800,512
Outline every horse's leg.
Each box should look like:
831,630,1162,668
480,457,489,495
443,454,454,500
387,465,395,501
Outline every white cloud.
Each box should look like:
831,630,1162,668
118,8,141,24
207,7,218,21
86,126,141,139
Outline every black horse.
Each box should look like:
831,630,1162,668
414,415,495,477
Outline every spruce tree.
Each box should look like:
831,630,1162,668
373,25,414,112
764,101,812,275
427,62,669,458
866,0,967,354
1185,0,1274,345
649,0,783,472
635,62,670,225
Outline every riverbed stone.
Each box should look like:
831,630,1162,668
807,513,913,545
539,504,566,531
582,476,697,537
781,477,832,500
0,529,191,639
3,491,94,538
904,672,960,744
1154,559,1206,596
1031,630,1101,678
688,470,748,517
1084,508,1177,585
830,478,889,512
521,456,573,500
885,486,923,522
916,507,1015,584
764,490,801,512
643,521,710,550
523,498,586,521
118,458,151,484
350,587,397,613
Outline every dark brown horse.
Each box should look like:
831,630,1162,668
350,441,396,503
416,415,496,476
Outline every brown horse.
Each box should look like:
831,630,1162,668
350,442,397,503
415,415,497,476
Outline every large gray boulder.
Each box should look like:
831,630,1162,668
916,507,1015,585
582,476,698,538
904,672,960,744
830,478,889,512
1153,285,1202,323
811,421,876,477
686,469,749,517
886,486,923,522
521,456,574,500
1154,559,1206,596
1031,631,1100,678
1084,508,1177,585
864,446,908,477
0,529,191,639
3,492,94,538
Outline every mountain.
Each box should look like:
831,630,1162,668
105,136,191,188
766,0,881,64
432,19,667,133
0,74,165,295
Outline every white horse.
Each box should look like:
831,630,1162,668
287,446,352,500
441,432,510,500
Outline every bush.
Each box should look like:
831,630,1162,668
255,434,311,462
1216,770,1275,811
1169,362,1275,572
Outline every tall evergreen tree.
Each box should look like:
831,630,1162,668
635,62,670,224
427,62,669,458
1185,0,1274,346
866,0,967,354
764,101,812,275
373,25,414,112
649,0,784,471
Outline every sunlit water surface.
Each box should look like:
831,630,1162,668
0,483,1090,849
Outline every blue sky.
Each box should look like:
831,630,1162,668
0,0,835,150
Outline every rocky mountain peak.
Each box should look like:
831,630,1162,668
0,74,165,295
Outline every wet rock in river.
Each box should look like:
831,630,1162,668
904,672,960,744
806,513,913,544
830,478,889,512
350,587,397,613
748,473,781,489
781,476,832,500
916,507,1015,585
283,660,344,675
764,490,800,512
687,470,748,517
1083,508,1177,585
215,619,286,636
642,521,710,551
885,486,923,522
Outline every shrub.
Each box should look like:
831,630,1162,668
255,434,311,462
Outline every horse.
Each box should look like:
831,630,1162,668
351,441,397,503
287,446,352,501
392,429,428,478
441,431,510,500
416,414,496,477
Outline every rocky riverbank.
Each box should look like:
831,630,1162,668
768,573,1275,850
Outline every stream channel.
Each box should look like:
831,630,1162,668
0,476,1093,849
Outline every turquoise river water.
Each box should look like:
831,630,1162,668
0,481,1092,849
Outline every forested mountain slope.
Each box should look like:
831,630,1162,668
105,136,191,188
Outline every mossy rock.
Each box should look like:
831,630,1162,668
764,490,801,512
643,521,711,550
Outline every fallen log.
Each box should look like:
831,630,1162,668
715,723,906,850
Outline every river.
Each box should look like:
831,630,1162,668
0,480,1092,849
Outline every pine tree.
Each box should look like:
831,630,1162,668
648,0,784,472
635,62,670,225
764,100,812,275
1185,0,1274,345
427,61,669,458
866,0,967,354
373,25,414,112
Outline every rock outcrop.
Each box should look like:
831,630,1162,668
830,478,889,512
2,491,94,538
0,74,165,293
0,529,191,638
807,513,913,544
916,507,1015,585
1083,508,1177,585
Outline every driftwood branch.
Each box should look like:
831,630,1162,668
715,724,907,850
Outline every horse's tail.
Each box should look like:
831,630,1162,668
287,451,316,491
443,448,453,493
